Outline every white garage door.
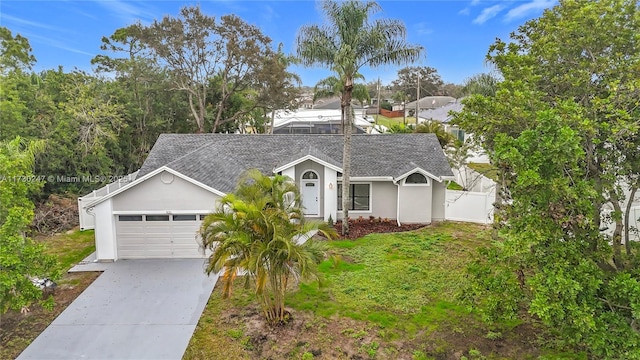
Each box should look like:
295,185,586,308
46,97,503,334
116,214,207,259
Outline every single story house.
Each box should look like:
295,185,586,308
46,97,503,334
269,109,378,134
399,96,457,115
81,134,453,261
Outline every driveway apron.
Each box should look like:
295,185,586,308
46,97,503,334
17,259,218,360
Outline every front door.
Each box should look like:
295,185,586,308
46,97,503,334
301,180,319,215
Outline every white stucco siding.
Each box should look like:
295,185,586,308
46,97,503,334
431,181,446,221
336,181,397,220
398,183,432,223
94,199,117,261
111,171,220,212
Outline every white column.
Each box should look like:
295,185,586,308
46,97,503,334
94,199,117,261
324,167,337,221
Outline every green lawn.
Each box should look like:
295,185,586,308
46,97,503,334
40,229,96,272
184,222,557,359
371,114,418,129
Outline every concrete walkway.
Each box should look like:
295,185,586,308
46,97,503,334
18,259,218,360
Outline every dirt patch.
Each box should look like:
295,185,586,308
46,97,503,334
0,271,101,359
215,300,542,360
332,219,425,239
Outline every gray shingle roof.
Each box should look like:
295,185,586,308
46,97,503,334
137,134,453,193
417,101,464,123
405,96,457,110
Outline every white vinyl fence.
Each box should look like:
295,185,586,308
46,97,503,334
445,189,495,224
77,171,138,230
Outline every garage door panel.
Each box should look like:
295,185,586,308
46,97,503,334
116,214,206,259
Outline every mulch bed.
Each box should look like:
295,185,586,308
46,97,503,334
332,218,425,239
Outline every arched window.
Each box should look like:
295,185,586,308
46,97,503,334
302,171,318,180
404,173,429,185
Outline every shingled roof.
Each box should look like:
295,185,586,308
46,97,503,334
137,134,453,193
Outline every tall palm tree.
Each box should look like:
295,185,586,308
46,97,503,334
296,0,423,234
200,170,336,325
313,74,370,132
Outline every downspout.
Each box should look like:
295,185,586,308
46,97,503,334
394,178,401,226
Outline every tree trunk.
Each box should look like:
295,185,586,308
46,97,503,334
625,186,638,256
341,82,354,235
609,191,624,270
187,92,204,133
270,108,276,134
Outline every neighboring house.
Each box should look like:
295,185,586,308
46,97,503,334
312,96,367,110
80,134,454,261
403,96,457,115
417,99,490,164
270,109,378,134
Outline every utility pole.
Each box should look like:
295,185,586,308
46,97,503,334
415,72,420,126
376,77,381,125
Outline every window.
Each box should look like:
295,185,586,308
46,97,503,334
173,214,196,221
337,183,370,211
199,214,208,220
146,215,170,221
302,171,318,179
404,173,429,185
119,215,142,221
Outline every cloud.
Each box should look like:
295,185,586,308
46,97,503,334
414,22,433,36
472,4,505,25
96,0,156,25
504,0,557,22
1,14,70,33
459,0,482,16
23,32,95,57
262,5,279,22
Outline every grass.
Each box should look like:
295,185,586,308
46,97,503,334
39,229,96,271
183,222,548,359
287,222,485,334
1,229,98,360
371,114,418,129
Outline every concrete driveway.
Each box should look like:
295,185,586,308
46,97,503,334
18,259,218,360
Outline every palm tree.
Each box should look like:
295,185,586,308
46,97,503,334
313,74,371,133
296,0,423,235
415,121,455,148
200,170,336,325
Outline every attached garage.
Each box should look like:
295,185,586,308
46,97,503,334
116,214,207,259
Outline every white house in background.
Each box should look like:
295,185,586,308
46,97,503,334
417,99,490,164
270,109,380,134
402,96,457,115
80,134,453,262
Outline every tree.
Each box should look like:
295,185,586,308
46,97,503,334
454,0,640,356
136,6,273,133
0,26,36,73
296,0,422,234
313,74,371,133
253,43,301,134
200,170,336,325
391,66,443,101
461,73,499,97
1,137,59,315
415,122,454,148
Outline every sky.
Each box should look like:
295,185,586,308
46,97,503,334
0,0,557,86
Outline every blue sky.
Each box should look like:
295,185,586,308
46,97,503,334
1,0,557,86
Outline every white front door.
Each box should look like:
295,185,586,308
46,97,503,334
301,181,319,215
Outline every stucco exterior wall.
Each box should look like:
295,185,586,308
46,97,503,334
336,181,397,220
431,181,446,221
398,181,432,223
94,199,116,261
111,171,220,212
